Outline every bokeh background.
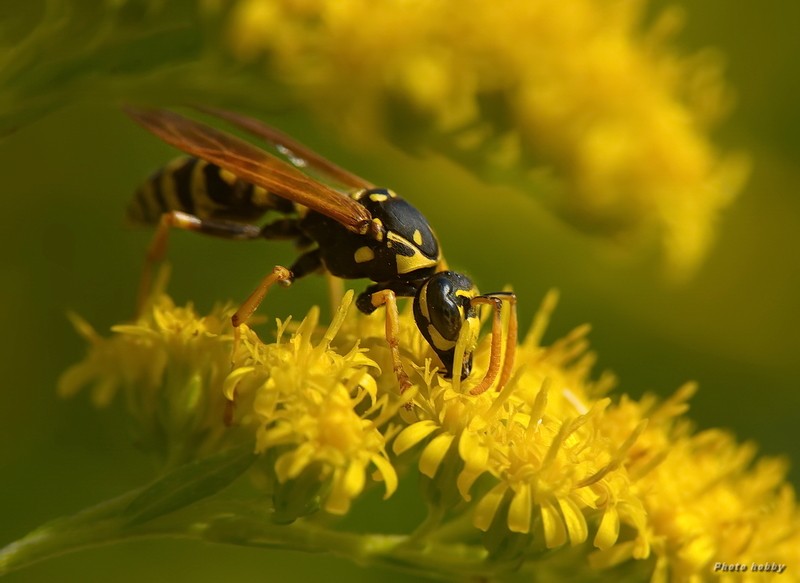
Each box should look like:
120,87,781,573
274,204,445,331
1,1,799,581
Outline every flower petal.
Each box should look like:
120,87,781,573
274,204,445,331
508,483,532,533
474,483,509,532
419,433,454,478
324,468,351,515
223,366,256,400
594,505,620,550
370,454,398,499
541,500,567,548
393,420,440,455
558,496,588,545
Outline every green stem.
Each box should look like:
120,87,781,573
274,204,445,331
0,490,140,575
194,507,493,581
0,492,497,581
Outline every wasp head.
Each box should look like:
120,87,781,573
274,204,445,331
413,271,479,380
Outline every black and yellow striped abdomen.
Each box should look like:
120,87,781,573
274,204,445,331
127,156,296,225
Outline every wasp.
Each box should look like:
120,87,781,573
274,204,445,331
125,106,517,398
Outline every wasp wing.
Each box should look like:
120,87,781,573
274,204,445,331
124,106,372,235
193,105,375,191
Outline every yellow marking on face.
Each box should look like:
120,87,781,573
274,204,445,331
387,189,398,198
418,282,430,321
369,193,389,202
352,189,368,201
219,168,238,186
455,286,478,301
388,231,438,274
354,246,375,264
427,324,457,352
412,229,423,246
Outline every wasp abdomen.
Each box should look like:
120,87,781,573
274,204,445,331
127,157,294,225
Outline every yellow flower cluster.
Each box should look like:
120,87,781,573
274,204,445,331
392,291,650,557
214,0,749,275
61,285,800,578
226,291,399,516
59,281,235,464
600,386,800,581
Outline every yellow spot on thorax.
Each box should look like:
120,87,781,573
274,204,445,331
387,231,438,274
354,246,375,263
412,229,423,246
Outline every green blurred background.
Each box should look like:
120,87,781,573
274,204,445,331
1,1,799,581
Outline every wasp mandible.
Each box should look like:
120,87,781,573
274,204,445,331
125,106,517,397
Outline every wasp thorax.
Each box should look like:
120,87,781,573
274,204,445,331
413,271,478,380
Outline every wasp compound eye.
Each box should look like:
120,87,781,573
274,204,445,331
413,272,478,380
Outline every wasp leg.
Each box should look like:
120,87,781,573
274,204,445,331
356,281,419,314
369,289,414,395
232,266,294,328
231,249,323,328
138,211,263,315
264,221,339,311
258,218,305,240
226,250,322,425
228,264,292,427
468,293,518,396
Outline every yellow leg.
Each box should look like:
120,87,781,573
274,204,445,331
227,265,293,425
231,265,294,327
497,295,518,391
468,298,503,396
468,293,518,396
136,210,262,316
230,264,293,361
137,211,202,316
370,289,412,395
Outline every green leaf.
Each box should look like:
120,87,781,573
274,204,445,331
123,445,255,526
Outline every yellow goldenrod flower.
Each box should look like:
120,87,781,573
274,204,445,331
226,291,398,517
393,291,649,560
595,385,800,581
215,0,749,275
58,275,236,465
55,281,800,580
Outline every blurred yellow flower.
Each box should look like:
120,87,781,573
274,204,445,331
58,274,235,464
596,385,800,580
215,0,749,276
